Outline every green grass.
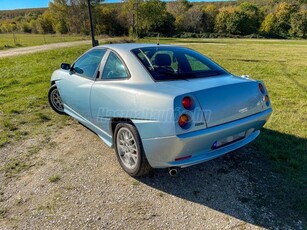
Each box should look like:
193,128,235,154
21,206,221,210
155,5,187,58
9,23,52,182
0,45,90,146
0,33,89,50
0,159,31,178
0,38,306,220
48,175,61,183
141,37,307,46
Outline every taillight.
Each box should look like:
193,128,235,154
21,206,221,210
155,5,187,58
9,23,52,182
182,96,193,110
264,95,270,106
258,83,265,94
178,114,191,129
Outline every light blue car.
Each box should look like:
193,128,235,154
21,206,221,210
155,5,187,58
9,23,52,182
48,43,272,176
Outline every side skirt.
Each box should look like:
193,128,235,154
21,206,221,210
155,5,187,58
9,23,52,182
64,105,113,148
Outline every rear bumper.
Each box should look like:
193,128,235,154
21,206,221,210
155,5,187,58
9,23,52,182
142,108,272,168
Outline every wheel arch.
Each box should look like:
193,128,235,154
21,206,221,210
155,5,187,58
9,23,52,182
111,118,134,138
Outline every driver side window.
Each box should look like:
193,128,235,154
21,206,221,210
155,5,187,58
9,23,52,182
73,49,106,79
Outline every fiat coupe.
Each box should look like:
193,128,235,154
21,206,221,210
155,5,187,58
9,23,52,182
48,43,272,176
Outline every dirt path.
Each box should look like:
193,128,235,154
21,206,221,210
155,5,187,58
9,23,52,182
0,121,257,229
1,119,303,229
0,40,92,58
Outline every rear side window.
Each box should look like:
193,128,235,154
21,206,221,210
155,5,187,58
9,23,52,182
73,49,106,79
102,52,129,80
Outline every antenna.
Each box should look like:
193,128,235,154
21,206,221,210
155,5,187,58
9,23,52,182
157,33,160,45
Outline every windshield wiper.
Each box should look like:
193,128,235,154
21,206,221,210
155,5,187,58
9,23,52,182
138,49,154,71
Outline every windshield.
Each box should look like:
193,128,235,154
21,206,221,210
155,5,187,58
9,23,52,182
131,46,228,81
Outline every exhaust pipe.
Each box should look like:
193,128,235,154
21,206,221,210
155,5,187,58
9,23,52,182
168,167,178,176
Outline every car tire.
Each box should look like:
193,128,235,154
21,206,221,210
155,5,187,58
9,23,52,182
48,85,65,115
114,123,152,177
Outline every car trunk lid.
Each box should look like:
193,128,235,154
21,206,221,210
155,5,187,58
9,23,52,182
194,81,263,127
157,75,265,127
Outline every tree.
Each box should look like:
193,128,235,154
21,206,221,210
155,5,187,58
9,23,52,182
122,0,170,37
48,0,103,35
122,0,142,37
290,10,307,38
158,12,175,35
38,10,55,34
182,5,203,33
260,2,299,36
69,0,89,34
21,22,32,33
167,0,192,31
29,19,39,33
139,0,169,35
260,13,278,34
202,4,218,33
215,4,261,36
275,2,299,35
238,2,262,34
49,0,69,33
95,6,126,36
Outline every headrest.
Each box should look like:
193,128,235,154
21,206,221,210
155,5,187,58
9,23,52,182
154,53,172,66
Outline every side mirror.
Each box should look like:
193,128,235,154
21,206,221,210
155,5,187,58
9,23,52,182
61,63,71,70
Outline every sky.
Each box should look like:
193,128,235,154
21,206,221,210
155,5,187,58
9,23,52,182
0,0,232,11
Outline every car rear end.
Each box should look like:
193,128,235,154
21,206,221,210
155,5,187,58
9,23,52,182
142,77,272,168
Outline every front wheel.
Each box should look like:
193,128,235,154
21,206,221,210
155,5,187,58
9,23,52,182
48,85,65,115
114,123,152,177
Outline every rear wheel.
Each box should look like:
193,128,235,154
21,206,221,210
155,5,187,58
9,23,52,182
114,123,151,177
48,85,65,115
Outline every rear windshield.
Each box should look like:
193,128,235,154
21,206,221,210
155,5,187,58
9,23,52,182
131,46,227,81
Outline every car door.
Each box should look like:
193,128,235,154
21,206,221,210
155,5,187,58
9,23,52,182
57,48,106,120
90,51,130,135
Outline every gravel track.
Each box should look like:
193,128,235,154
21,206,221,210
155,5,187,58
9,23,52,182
0,40,92,58
1,118,304,229
0,120,262,230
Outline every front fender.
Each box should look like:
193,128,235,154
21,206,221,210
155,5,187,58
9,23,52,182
50,69,70,84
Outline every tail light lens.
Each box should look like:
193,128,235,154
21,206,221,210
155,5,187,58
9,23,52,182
264,95,270,106
178,114,191,129
182,96,193,110
258,83,265,94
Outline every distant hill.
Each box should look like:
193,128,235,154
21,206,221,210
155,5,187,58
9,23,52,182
0,8,47,20
1,0,306,38
0,1,237,20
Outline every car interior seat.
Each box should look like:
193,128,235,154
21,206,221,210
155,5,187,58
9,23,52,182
154,53,174,73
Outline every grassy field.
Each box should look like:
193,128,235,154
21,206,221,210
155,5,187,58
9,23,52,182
0,33,89,50
0,45,89,146
0,38,306,222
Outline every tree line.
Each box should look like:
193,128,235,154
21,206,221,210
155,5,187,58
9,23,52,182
0,0,306,39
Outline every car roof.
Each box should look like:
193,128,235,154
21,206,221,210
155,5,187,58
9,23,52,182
96,43,173,53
